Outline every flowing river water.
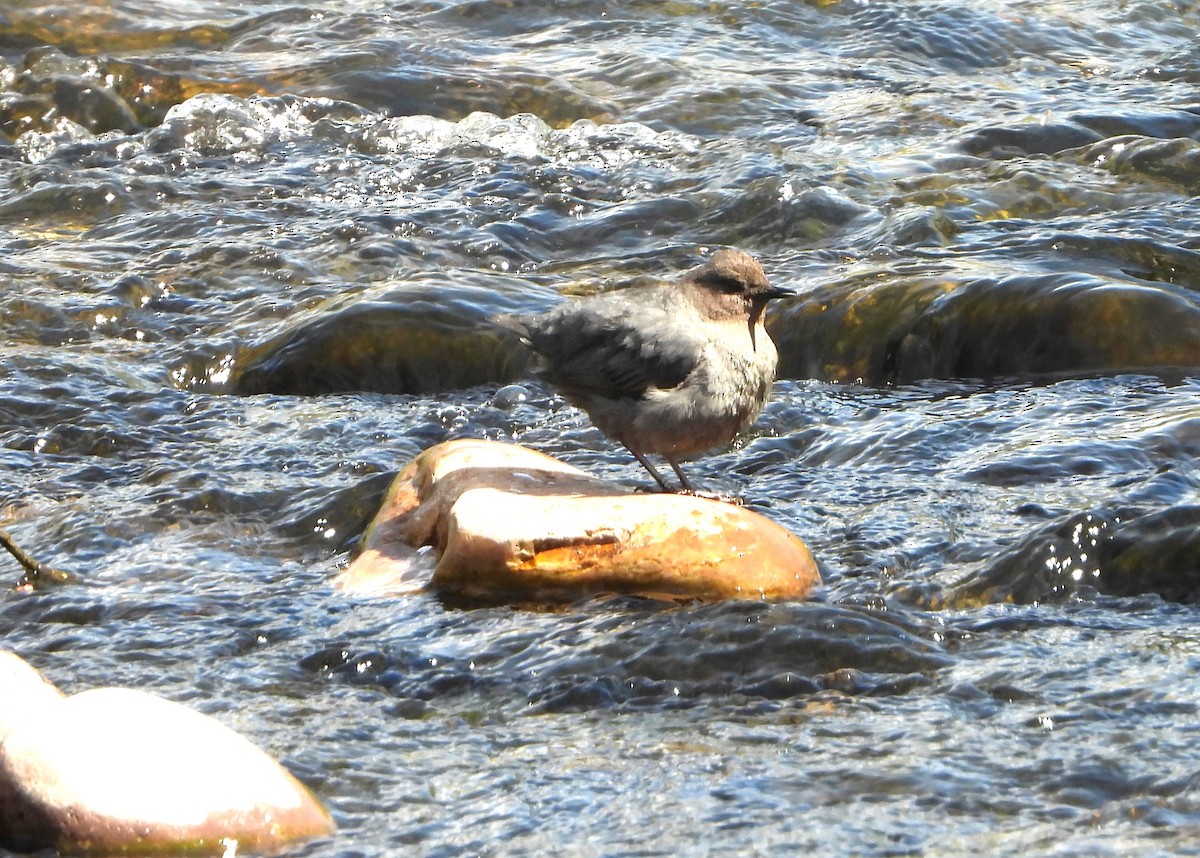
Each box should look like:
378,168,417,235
4,1,1200,855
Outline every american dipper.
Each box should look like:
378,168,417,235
499,249,793,493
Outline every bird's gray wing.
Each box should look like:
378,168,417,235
517,296,702,401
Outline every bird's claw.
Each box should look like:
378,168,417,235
676,488,745,505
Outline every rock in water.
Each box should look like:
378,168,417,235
337,439,821,603
0,653,334,856
0,651,65,743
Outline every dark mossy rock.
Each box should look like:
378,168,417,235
956,121,1103,158
1035,231,1200,287
0,47,266,137
769,271,1200,385
914,507,1200,608
0,49,140,137
24,75,140,134
234,289,531,396
238,263,1200,396
1077,135,1200,193
956,107,1200,160
1069,107,1200,142
1098,506,1200,601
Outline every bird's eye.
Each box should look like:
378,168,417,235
701,274,746,294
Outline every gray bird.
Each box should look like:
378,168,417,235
499,249,793,493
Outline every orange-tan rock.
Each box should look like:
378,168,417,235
337,439,821,603
0,652,334,857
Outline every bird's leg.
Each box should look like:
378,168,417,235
626,448,742,503
666,456,695,492
668,455,744,505
625,446,675,492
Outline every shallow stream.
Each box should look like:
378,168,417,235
4,1,1200,855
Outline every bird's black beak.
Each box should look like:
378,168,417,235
762,285,797,301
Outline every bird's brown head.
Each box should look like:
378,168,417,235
680,249,793,324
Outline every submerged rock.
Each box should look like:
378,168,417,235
337,439,821,604
233,291,529,396
956,107,1200,160
1080,134,1200,193
1069,108,1200,142
911,507,1200,608
957,121,1103,158
230,242,1200,397
0,652,334,857
770,270,1200,385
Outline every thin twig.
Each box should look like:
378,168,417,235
0,528,76,589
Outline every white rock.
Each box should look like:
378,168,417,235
0,654,334,855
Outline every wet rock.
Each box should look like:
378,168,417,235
710,181,873,247
236,253,1200,397
1096,506,1200,601
918,507,1200,608
0,652,334,856
337,439,821,604
770,271,1200,385
0,47,265,141
1079,135,1200,193
1069,108,1200,142
233,289,529,396
0,50,140,138
957,121,1103,158
1037,232,1200,287
27,75,140,134
105,58,265,129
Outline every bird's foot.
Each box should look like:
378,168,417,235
630,484,742,504
676,488,745,506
